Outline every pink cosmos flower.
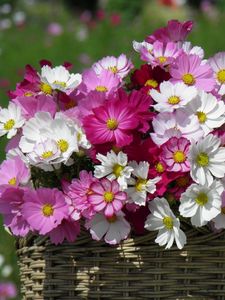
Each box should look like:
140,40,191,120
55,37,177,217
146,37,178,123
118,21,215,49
92,54,133,79
170,53,216,92
48,218,80,245
161,137,191,172
12,94,57,120
65,170,97,219
85,211,130,244
22,188,69,235
83,99,138,147
0,156,30,188
0,187,30,236
208,52,225,95
146,20,193,43
80,69,120,96
140,41,181,67
0,282,17,300
88,178,127,217
47,22,63,36
78,91,106,119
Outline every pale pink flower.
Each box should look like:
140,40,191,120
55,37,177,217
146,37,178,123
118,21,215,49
85,211,131,245
208,52,225,95
92,54,133,79
88,178,127,217
161,137,191,172
0,156,30,188
0,282,17,300
140,41,181,67
170,53,216,92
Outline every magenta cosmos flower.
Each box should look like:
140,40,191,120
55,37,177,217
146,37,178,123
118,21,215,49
22,188,69,235
146,20,193,43
83,99,138,147
0,156,30,188
161,137,191,172
0,187,31,237
170,53,215,92
88,178,127,217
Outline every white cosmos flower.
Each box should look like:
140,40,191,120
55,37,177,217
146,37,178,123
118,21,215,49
185,91,225,135
133,40,153,53
151,81,197,112
178,41,204,59
127,161,161,206
212,191,225,229
145,197,186,249
179,180,223,227
40,65,82,92
85,212,131,245
151,110,203,146
94,150,133,190
189,134,225,186
0,103,25,138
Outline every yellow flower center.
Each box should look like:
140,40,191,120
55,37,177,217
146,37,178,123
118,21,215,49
217,69,225,84
103,191,114,203
173,150,186,163
196,152,209,167
145,79,158,88
108,66,118,74
4,119,15,131
57,139,69,153
95,86,108,92
8,177,16,185
182,73,195,85
107,215,117,223
41,151,54,159
158,56,167,64
163,216,173,230
106,118,118,130
168,96,180,105
53,80,67,88
155,162,165,173
221,207,225,214
40,82,52,95
24,91,33,97
176,176,189,187
135,178,147,192
195,192,208,206
196,111,207,123
42,204,54,217
113,164,124,178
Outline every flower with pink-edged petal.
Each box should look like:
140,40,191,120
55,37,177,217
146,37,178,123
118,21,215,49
47,217,80,245
80,69,120,95
83,99,138,147
146,20,193,43
139,41,181,67
88,178,127,217
170,53,215,92
85,211,130,244
92,54,133,79
161,137,191,172
0,156,30,188
0,187,31,237
208,52,225,95
65,170,97,219
22,188,69,235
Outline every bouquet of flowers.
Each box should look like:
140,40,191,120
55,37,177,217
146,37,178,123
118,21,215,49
0,20,225,250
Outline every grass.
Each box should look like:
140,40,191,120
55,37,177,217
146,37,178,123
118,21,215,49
1,0,225,297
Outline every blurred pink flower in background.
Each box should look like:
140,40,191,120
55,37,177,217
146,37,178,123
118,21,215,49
110,13,121,26
0,282,17,300
47,22,63,36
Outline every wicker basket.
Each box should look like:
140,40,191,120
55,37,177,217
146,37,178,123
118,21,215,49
16,224,225,300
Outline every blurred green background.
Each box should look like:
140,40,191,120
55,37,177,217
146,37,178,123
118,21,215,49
0,0,225,298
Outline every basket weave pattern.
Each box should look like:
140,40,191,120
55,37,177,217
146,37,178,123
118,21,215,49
16,226,225,300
